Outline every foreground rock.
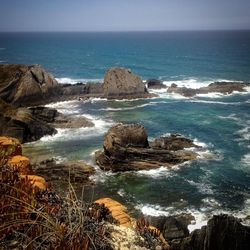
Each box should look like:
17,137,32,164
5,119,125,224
0,99,56,143
29,106,94,129
0,101,94,143
95,124,199,171
0,64,60,106
103,68,153,99
171,214,250,250
167,81,250,97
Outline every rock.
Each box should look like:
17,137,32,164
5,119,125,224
95,197,134,227
34,159,95,184
147,214,195,242
150,134,198,151
28,106,58,123
8,155,33,174
103,68,150,98
171,214,250,250
167,86,197,97
0,64,59,106
0,136,22,158
167,81,249,97
0,100,57,143
146,79,166,89
96,123,199,172
20,174,48,190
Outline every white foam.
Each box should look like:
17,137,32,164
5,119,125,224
137,166,176,178
56,77,102,85
162,78,212,89
99,102,156,112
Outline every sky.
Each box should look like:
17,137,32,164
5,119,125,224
0,0,250,32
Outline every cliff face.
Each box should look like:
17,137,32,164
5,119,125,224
0,64,59,106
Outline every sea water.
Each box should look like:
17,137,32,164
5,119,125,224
1,31,250,230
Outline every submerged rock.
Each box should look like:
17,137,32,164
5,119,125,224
95,123,199,172
103,67,152,99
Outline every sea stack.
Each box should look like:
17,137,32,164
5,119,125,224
103,67,149,99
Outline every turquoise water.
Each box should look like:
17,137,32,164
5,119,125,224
1,31,250,227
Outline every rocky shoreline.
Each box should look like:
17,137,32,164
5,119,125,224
1,64,250,249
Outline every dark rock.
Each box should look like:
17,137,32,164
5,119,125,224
103,68,153,99
167,81,249,97
146,79,166,89
95,123,199,172
0,64,60,106
171,214,250,250
0,99,56,143
147,214,195,242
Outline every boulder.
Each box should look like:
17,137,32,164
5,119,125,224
96,123,199,172
146,79,166,89
0,136,22,158
0,64,60,106
8,155,33,174
103,68,149,98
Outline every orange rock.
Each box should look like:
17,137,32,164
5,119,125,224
8,155,33,174
95,198,134,227
20,175,48,190
0,136,22,158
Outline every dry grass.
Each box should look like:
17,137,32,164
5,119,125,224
0,159,113,250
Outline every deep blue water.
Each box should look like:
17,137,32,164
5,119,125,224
1,31,250,228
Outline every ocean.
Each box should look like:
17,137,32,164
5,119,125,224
1,31,250,230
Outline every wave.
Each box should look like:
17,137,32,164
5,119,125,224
136,166,177,179
56,77,103,85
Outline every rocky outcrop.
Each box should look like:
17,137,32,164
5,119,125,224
0,64,60,106
167,81,249,97
29,106,94,129
103,68,152,99
0,101,94,143
147,79,166,89
95,123,199,172
170,214,250,250
0,99,56,143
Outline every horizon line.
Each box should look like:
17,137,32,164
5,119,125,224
1,29,250,33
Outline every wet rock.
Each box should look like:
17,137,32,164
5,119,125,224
146,79,166,89
96,123,199,172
